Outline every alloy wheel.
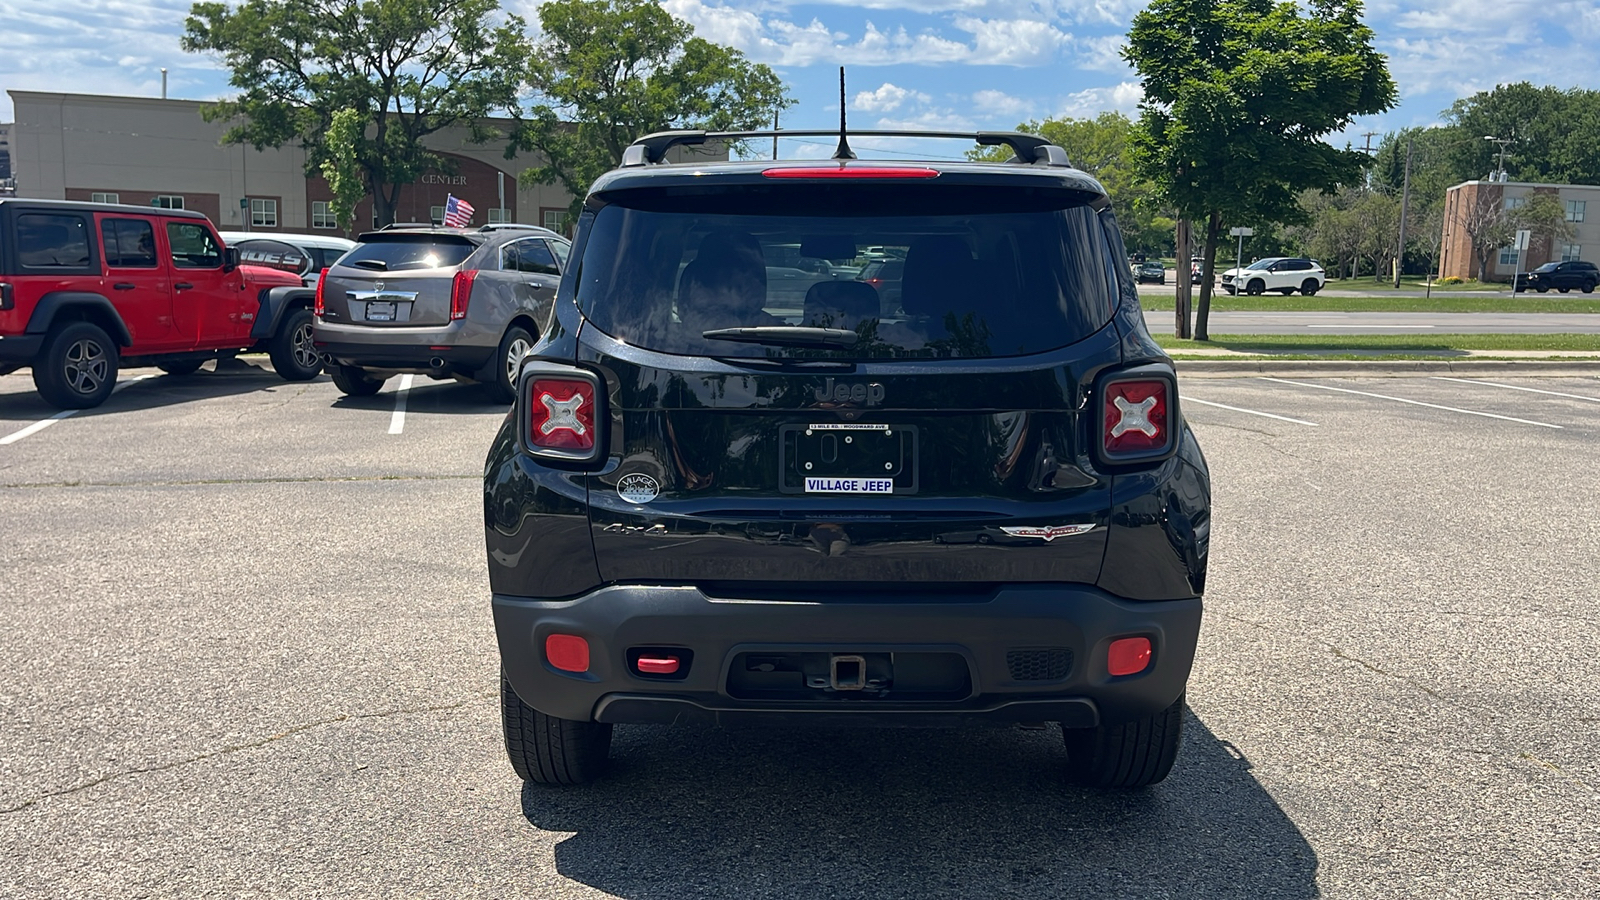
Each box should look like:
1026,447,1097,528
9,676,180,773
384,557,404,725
65,338,108,395
292,321,319,370
506,335,532,384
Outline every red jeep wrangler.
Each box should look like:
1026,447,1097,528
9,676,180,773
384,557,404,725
0,199,322,408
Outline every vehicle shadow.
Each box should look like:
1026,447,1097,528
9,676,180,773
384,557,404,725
327,378,509,415
0,361,299,423
518,712,1318,898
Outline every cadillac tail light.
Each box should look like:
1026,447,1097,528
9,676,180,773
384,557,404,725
450,269,478,320
1097,366,1179,466
314,269,328,317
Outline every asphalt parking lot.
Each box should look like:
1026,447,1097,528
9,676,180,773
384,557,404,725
2,358,1598,898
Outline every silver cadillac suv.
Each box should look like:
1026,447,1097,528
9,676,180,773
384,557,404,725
312,224,571,402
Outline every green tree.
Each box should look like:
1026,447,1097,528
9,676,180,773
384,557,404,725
183,0,532,226
966,112,1172,255
513,0,791,214
1124,0,1395,339
320,109,367,234
1510,193,1577,265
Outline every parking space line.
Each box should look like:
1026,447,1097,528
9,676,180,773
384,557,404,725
1306,324,1434,328
388,374,415,435
0,375,154,445
1261,377,1562,429
1433,377,1600,404
1184,397,1318,426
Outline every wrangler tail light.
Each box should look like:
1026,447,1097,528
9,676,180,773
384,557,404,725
1097,366,1179,466
450,269,478,320
314,269,328,317
518,363,606,465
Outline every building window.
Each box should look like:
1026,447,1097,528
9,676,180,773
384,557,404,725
542,209,569,235
1504,196,1526,211
1560,243,1582,262
429,205,445,225
151,195,184,210
311,201,337,229
91,192,120,204
1498,246,1521,267
487,207,509,224
249,198,277,228
1566,200,1586,223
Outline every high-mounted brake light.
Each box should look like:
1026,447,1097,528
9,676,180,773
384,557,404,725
313,269,328,317
528,378,596,451
450,269,478,320
762,166,939,179
1103,379,1170,455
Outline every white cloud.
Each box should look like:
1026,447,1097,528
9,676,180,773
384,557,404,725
972,89,1033,119
952,16,1071,66
853,82,931,112
1058,81,1143,118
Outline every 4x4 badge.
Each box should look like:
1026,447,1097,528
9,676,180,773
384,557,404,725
999,524,1096,542
815,377,885,406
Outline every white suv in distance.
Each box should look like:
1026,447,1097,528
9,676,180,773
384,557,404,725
1220,257,1324,295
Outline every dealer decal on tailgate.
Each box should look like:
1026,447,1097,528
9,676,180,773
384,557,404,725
804,477,894,494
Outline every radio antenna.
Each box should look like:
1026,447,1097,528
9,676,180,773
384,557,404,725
832,67,856,160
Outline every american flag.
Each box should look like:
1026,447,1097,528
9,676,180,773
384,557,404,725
442,194,474,228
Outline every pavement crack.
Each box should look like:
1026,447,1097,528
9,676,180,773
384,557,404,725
1,474,478,490
0,693,493,815
1213,609,1442,699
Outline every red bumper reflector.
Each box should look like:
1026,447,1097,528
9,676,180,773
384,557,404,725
635,656,681,675
1107,637,1152,676
545,634,590,673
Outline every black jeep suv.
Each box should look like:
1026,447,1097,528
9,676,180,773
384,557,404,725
485,131,1211,789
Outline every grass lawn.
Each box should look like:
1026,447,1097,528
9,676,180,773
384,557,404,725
1137,293,1600,314
1153,332,1600,359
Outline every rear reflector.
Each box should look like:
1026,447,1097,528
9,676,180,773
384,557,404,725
635,656,681,675
450,269,478,320
1107,637,1152,676
313,269,328,317
762,166,939,179
1104,380,1170,455
528,378,597,450
545,634,590,673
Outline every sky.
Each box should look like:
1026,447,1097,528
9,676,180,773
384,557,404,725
5,0,1600,160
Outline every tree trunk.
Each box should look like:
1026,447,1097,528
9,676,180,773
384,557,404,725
1173,219,1192,339
371,179,395,228
1195,211,1221,342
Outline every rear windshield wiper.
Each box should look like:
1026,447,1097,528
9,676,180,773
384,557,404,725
702,326,858,348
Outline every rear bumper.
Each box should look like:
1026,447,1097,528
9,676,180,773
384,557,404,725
494,583,1202,728
312,320,493,372
0,333,43,363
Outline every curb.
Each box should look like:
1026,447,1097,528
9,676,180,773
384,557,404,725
1174,359,1600,378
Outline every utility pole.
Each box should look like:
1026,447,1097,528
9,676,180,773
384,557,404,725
773,107,780,160
1174,220,1192,339
1484,134,1515,181
1394,134,1413,288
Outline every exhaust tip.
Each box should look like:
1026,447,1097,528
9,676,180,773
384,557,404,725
429,357,446,369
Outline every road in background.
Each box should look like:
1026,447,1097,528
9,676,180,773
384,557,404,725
1143,309,1600,334
2,361,1598,898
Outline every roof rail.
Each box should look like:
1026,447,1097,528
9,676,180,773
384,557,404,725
621,130,1071,168
477,223,551,233
378,222,439,230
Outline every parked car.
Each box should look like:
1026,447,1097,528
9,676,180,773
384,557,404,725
1190,257,1206,280
0,198,320,408
1515,260,1599,293
1135,261,1166,284
486,129,1210,789
218,231,355,288
1220,257,1325,295
856,258,904,314
312,223,570,402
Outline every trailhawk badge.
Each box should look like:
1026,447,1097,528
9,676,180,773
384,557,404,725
998,524,1097,542
617,473,660,504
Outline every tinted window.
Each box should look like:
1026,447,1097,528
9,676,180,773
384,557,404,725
340,235,476,271
101,218,158,268
548,240,570,267
166,222,222,268
234,239,310,276
574,184,1116,360
17,213,92,269
503,239,559,275
1534,263,1560,273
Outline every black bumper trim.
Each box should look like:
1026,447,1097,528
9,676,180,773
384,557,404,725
314,340,493,372
593,693,1099,728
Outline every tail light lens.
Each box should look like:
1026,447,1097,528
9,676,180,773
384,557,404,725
313,269,328,317
450,269,478,320
1107,637,1153,676
517,363,606,465
1097,366,1179,466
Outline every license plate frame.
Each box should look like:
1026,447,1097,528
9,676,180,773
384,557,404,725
365,300,397,322
779,423,918,495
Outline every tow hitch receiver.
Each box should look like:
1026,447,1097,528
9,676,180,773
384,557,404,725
830,654,867,691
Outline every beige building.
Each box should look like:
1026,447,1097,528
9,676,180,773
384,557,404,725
0,121,13,193
6,91,708,236
1438,179,1598,281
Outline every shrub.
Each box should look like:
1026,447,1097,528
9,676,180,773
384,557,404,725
1437,276,1465,285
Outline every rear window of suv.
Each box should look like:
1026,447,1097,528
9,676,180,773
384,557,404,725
573,183,1118,359
340,233,478,271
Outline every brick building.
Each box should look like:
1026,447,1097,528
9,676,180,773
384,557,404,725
1438,179,1599,281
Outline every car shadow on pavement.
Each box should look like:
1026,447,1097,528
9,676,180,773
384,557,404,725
518,712,1318,899
0,363,300,423
327,379,509,414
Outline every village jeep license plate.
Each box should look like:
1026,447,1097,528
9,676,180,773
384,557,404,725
780,424,918,495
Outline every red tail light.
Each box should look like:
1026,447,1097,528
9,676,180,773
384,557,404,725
762,166,939,179
450,269,477,320
528,378,596,451
1103,379,1170,456
314,269,328,317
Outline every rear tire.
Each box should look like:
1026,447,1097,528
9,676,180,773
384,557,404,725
33,321,119,409
1537,286,1549,293
1062,693,1185,788
330,364,387,397
1584,282,1596,294
484,325,534,404
268,307,322,381
1300,279,1320,296
157,359,204,376
502,672,612,785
